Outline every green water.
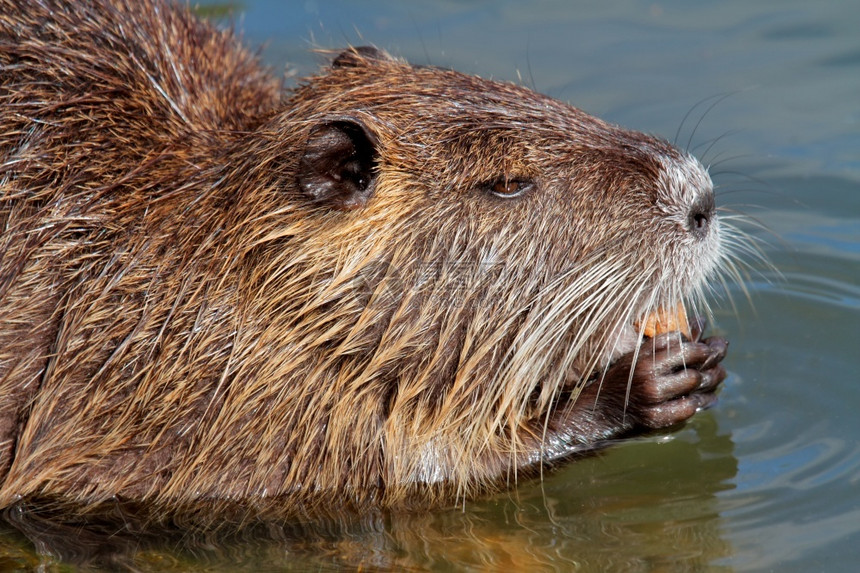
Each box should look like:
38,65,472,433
2,1,858,570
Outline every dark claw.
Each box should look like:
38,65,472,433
700,336,728,370
697,364,727,393
689,315,707,342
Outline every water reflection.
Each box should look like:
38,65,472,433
0,415,738,570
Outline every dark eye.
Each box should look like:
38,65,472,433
488,178,534,199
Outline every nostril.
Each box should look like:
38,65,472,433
688,196,715,240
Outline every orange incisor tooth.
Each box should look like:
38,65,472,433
635,304,691,339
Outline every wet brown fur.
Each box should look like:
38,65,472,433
1,0,730,521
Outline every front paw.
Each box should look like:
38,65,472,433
609,333,729,430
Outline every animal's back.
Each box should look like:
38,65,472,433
0,0,280,495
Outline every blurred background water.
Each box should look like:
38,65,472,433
3,0,858,570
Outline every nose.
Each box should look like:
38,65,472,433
688,193,715,240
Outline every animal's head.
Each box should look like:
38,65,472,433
230,46,726,501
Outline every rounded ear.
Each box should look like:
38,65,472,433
332,46,394,69
296,118,379,211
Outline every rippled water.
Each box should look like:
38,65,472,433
2,0,858,571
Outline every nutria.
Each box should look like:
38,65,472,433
0,0,733,521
